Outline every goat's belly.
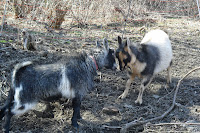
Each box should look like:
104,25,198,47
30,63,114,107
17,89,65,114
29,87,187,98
154,44,172,74
154,56,172,74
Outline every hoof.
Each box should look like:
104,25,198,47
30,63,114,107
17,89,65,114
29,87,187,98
0,107,5,120
117,93,127,100
2,127,9,133
0,112,5,120
135,99,142,105
71,121,79,128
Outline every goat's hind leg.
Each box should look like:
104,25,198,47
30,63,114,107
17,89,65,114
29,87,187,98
0,104,7,120
1,89,14,133
0,89,14,120
71,97,81,128
167,61,172,84
3,108,13,133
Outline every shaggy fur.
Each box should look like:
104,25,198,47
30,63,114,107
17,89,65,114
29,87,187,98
0,38,116,133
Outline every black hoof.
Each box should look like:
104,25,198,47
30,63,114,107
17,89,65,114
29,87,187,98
0,110,5,120
71,121,79,128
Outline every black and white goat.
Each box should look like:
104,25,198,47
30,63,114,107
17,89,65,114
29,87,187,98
0,38,116,133
115,29,173,104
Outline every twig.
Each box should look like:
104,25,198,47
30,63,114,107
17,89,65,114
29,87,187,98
122,0,132,39
0,89,8,97
0,0,8,34
157,87,175,103
120,67,200,133
101,67,200,132
149,122,200,126
0,47,12,51
102,125,122,129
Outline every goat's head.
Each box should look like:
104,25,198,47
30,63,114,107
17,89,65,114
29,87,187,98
94,38,116,70
115,36,137,71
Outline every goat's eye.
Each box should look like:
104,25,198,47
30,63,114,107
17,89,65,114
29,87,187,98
115,54,119,58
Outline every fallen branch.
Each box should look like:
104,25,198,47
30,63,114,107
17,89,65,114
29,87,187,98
0,47,12,51
120,67,200,133
0,89,7,97
122,0,132,39
150,122,200,126
102,67,200,132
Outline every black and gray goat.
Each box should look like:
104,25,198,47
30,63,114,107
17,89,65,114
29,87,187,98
0,38,116,133
115,29,173,105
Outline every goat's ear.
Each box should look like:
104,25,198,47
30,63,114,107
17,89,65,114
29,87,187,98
96,40,101,48
118,36,122,47
103,38,109,51
126,38,131,47
138,43,143,51
124,38,130,47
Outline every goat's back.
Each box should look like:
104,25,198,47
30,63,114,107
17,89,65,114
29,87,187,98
141,29,173,74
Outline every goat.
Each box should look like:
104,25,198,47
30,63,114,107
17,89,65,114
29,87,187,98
115,29,173,104
0,38,116,133
21,28,37,51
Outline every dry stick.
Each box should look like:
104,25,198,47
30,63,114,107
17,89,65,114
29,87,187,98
0,89,7,97
151,122,200,126
120,66,200,133
0,0,8,34
122,0,132,39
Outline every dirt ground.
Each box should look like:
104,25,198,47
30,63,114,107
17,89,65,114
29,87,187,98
0,17,200,133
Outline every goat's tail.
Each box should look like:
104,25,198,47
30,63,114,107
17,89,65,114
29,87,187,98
12,61,32,88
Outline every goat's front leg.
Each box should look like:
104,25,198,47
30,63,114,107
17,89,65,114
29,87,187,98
71,97,81,128
118,76,135,99
135,75,153,105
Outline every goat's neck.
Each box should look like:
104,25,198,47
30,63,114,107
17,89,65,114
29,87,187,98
92,53,105,70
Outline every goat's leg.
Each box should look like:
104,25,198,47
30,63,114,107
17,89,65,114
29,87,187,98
0,89,14,120
0,104,7,120
71,97,81,128
167,63,172,84
3,108,13,133
135,76,153,105
118,76,135,99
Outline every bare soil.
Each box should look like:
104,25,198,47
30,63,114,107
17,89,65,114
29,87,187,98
0,17,200,133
